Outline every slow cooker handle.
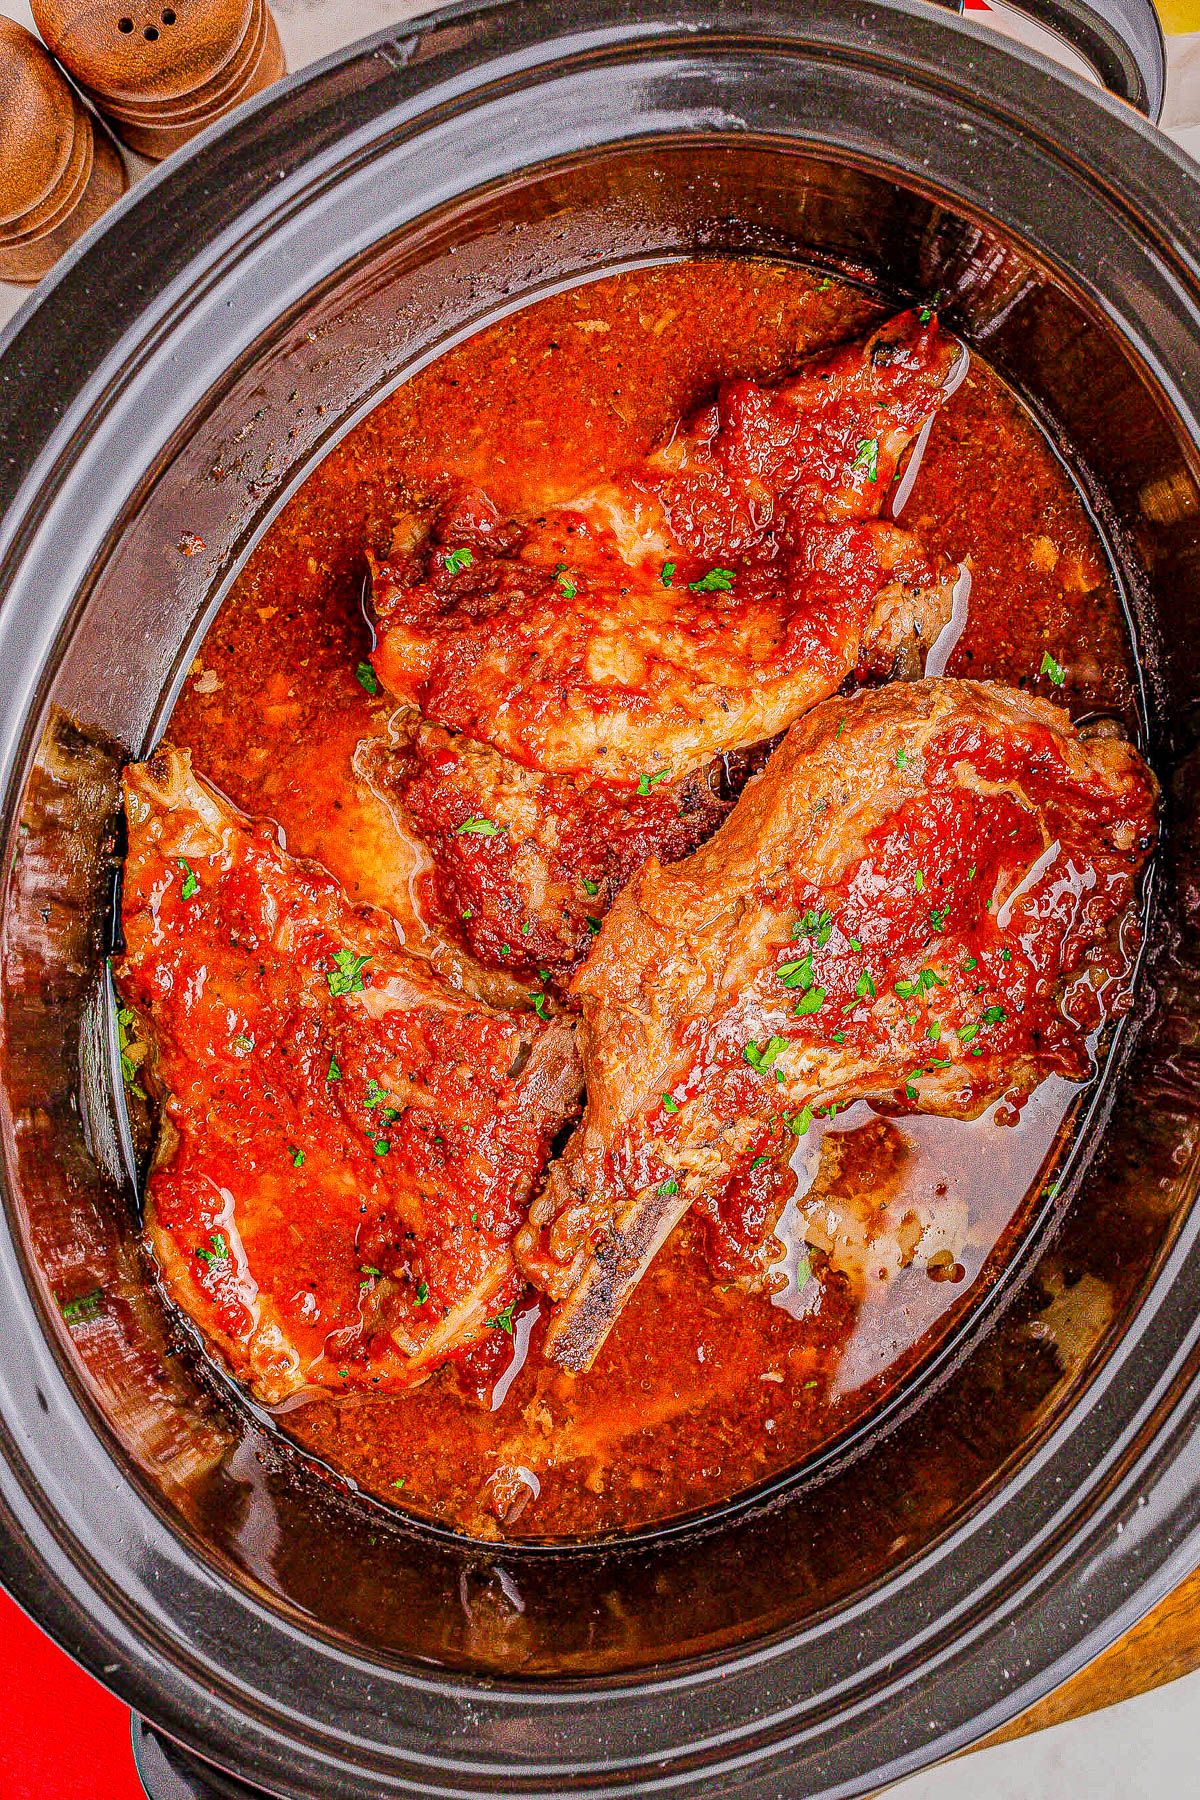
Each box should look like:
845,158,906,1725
958,0,1166,118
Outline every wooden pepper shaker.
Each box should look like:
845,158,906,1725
0,19,128,285
31,0,285,162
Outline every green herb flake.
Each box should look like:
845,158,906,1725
532,992,551,1020
289,1145,305,1169
454,816,504,836
354,661,379,696
894,979,915,999
896,748,908,771
777,954,815,991
929,905,949,932
444,546,474,574
585,916,602,934
855,969,876,1000
982,1005,1006,1024
327,1056,341,1082
661,561,676,588
661,1093,680,1113
1040,650,1066,686
178,857,200,900
326,949,371,997
488,1300,516,1334
582,877,600,895
836,715,847,738
743,1035,790,1072
964,956,978,972
59,1287,104,1325
905,1082,919,1100
793,987,826,1017
848,937,863,951
393,1477,406,1490
967,863,977,880
750,1154,772,1170
926,1021,941,1042
959,1023,979,1042
785,1104,814,1137
832,1030,846,1043
794,907,834,946
636,768,672,797
195,1231,229,1269
795,1255,812,1292
416,1280,430,1305
657,1178,679,1199
687,566,735,593
919,305,934,325
852,437,880,482
1001,947,1012,961
914,869,925,894
372,1137,390,1156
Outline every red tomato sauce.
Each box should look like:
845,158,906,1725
165,260,1141,1539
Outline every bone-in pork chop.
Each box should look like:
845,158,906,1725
116,746,581,1404
370,309,964,786
515,681,1157,1369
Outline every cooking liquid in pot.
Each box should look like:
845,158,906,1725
166,260,1139,1538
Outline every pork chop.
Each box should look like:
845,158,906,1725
116,745,582,1404
515,680,1157,1369
370,309,964,785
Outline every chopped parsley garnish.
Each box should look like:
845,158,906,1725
454,816,504,836
444,546,474,574
982,1005,1006,1024
905,1082,919,1099
59,1287,104,1324
585,916,601,934
195,1231,228,1268
963,955,978,972
355,661,379,695
776,954,815,990
532,992,550,1019
919,306,934,325
688,567,734,593
636,768,671,796
582,877,600,895
894,979,916,998
927,1021,941,1041
832,1030,846,1043
116,1007,145,1095
914,869,925,893
661,561,676,588
855,970,876,1000
967,863,977,880
327,1056,341,1082
796,1255,812,1292
499,944,510,956
743,1035,790,1071
852,437,880,482
661,1093,680,1113
793,987,826,1016
836,715,847,737
917,967,945,990
488,1301,516,1334
557,572,577,599
794,907,833,946
896,748,908,770
657,1179,679,1198
1040,650,1066,686
372,1137,390,1156
848,937,862,951
289,1145,305,1168
929,905,949,932
326,949,371,996
365,1078,391,1108
178,857,200,900
393,1477,406,1490
958,1023,979,1043
415,1280,429,1305
1001,948,1012,961
750,1154,772,1170
785,1104,814,1136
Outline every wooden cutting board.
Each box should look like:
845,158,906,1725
986,1562,1200,1746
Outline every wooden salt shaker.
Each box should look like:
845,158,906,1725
0,19,128,285
32,0,286,162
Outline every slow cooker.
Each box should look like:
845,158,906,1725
1,1,1200,1794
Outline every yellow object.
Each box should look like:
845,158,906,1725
1157,0,1200,33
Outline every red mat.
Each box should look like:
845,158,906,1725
0,1587,142,1798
